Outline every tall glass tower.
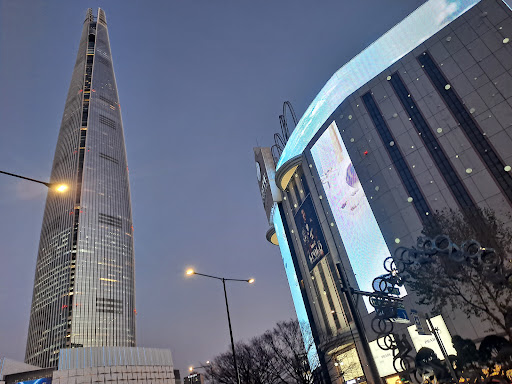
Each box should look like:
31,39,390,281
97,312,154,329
25,9,136,368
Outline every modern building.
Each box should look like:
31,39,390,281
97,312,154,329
184,372,205,384
0,358,52,384
2,348,176,384
255,0,512,382
25,8,136,368
174,369,182,384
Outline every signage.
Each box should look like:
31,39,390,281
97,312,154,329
387,287,400,295
254,147,282,224
369,336,399,377
407,315,456,358
391,308,410,324
410,309,431,336
293,195,329,270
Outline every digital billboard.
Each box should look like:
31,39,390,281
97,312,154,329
311,121,404,311
293,195,329,271
273,209,320,371
16,379,52,384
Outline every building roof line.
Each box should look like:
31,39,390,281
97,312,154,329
276,0,481,171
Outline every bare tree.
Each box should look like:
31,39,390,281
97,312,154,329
260,320,314,384
205,319,314,384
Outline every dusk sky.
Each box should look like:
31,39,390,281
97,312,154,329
0,0,478,375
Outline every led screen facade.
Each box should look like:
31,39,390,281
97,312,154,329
311,121,404,311
276,0,480,170
273,208,321,371
16,379,52,384
293,195,329,271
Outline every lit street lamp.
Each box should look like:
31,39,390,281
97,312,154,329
188,361,210,373
186,269,254,384
0,170,68,192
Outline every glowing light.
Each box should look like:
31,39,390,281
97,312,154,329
186,269,194,276
55,184,69,192
504,37,510,43
248,278,255,284
407,197,413,202
505,165,511,172
466,168,473,174
395,238,401,244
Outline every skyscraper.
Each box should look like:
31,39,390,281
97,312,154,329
25,8,136,368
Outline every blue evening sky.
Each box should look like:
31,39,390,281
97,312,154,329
2,0,506,375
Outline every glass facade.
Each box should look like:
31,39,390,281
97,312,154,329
418,50,512,204
25,9,136,368
387,73,476,210
361,92,433,221
286,168,349,335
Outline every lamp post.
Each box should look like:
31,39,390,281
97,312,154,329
0,170,68,192
186,269,254,384
188,361,210,374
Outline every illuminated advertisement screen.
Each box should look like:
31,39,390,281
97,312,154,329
17,379,52,384
293,195,329,270
311,121,404,311
273,208,320,371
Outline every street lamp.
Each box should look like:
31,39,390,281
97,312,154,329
185,269,254,384
0,170,68,192
188,361,210,373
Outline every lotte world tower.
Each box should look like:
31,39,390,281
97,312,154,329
25,8,136,368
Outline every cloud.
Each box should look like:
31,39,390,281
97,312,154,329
432,0,459,25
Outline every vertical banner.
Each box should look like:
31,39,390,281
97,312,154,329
293,195,329,270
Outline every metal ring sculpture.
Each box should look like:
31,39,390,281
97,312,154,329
271,101,298,165
370,258,418,381
371,235,503,383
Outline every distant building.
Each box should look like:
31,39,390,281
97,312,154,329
184,372,205,384
0,358,51,384
174,369,182,384
25,8,136,369
255,0,512,382
1,347,176,384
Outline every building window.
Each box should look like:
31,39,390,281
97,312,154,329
361,92,432,223
388,72,474,209
418,51,512,205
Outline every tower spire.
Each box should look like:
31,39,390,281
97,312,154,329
98,8,107,26
84,8,93,23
